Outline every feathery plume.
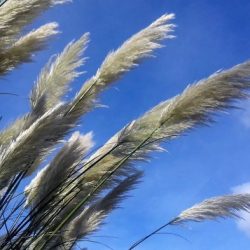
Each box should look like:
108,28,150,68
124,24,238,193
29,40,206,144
0,23,59,75
25,131,94,208
0,13,175,187
0,3,249,249
75,61,250,204
0,0,69,48
0,14,174,189
129,194,250,249
65,13,175,117
41,61,250,248
14,22,58,49
0,103,69,190
120,61,250,151
31,33,89,114
0,33,88,149
0,116,30,147
171,194,250,224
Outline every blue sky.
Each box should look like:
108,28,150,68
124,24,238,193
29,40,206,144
1,0,250,249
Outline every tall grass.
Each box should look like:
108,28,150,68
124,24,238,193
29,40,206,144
0,1,249,249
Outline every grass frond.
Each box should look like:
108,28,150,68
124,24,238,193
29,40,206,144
0,4,249,250
0,23,59,75
25,131,94,208
129,194,250,249
172,194,250,224
31,33,89,114
0,0,69,48
65,13,175,118
74,61,250,208
0,104,65,190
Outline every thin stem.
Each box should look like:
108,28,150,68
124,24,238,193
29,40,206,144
128,220,176,250
0,0,8,7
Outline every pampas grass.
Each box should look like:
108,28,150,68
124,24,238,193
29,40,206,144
0,23,59,75
31,33,89,114
172,194,250,224
0,104,64,189
129,194,250,249
0,0,68,74
32,60,250,250
70,61,250,211
65,13,175,118
0,0,68,45
0,1,249,250
24,131,94,208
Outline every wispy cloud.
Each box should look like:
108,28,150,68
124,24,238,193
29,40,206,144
231,182,250,237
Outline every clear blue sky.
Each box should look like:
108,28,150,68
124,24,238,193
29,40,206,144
1,0,250,249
